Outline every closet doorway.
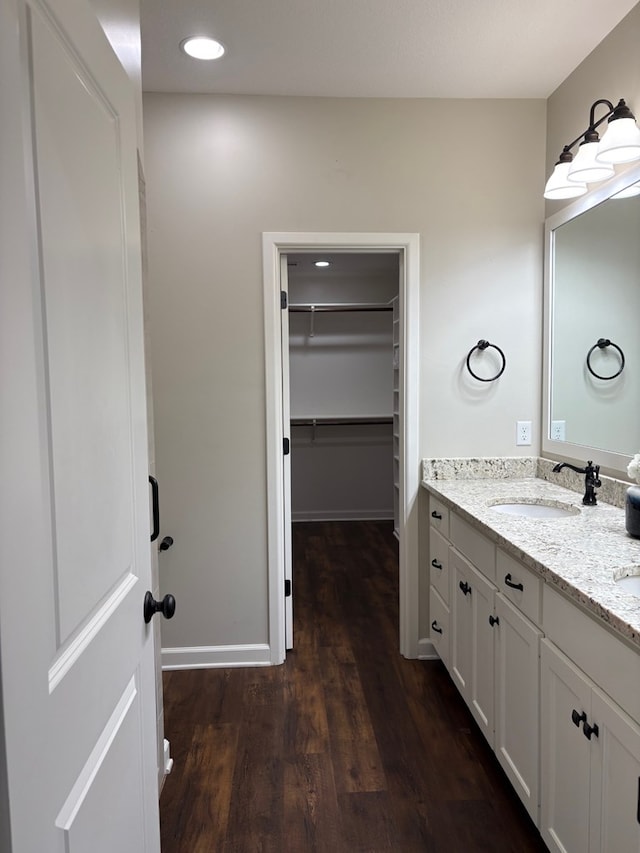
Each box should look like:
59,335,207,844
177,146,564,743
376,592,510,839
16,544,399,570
263,232,420,664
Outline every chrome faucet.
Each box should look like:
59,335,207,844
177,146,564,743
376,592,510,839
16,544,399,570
552,460,601,506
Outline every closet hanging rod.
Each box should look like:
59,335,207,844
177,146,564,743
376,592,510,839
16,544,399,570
288,302,393,313
290,416,393,426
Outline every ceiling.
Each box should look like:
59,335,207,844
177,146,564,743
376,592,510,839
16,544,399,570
141,0,638,99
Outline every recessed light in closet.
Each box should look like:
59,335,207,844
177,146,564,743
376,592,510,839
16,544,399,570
180,36,225,60
314,261,330,267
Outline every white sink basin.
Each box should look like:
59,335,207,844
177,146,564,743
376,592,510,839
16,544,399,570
614,573,640,596
490,500,580,519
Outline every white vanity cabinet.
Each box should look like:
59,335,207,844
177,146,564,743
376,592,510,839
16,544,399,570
450,545,496,746
541,587,640,853
493,592,543,822
428,496,543,822
428,498,451,666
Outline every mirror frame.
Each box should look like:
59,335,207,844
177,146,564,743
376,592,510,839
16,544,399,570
542,160,640,478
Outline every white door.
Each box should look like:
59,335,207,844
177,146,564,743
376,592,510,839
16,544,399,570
280,254,294,649
0,1,161,851
540,640,592,853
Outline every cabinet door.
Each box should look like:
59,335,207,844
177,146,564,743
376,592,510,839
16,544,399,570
451,548,473,702
541,640,592,853
469,561,496,747
494,594,543,825
450,547,495,746
589,687,640,853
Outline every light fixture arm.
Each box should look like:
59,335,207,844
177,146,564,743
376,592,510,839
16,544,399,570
559,99,615,156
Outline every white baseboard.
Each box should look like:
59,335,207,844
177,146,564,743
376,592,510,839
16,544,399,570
417,637,439,660
292,509,394,522
162,643,272,670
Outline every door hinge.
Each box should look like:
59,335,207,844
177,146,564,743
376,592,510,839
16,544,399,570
283,437,290,455
281,290,288,309
285,579,292,597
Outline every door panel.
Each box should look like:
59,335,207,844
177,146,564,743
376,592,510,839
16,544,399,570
32,5,135,642
0,1,160,850
280,254,293,649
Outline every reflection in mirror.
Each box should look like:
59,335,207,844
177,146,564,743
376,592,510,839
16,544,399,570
551,193,640,456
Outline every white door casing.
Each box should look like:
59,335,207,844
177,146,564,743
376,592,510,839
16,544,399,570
0,0,160,850
263,232,420,663
280,254,294,649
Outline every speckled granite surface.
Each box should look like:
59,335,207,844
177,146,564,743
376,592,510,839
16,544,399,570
422,457,640,649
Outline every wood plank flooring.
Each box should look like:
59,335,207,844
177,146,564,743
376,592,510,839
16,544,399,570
160,520,548,852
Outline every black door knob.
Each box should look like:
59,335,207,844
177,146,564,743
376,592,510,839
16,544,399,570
144,591,176,624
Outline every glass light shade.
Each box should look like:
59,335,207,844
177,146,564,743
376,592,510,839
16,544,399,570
596,117,640,164
180,37,225,60
544,162,587,200
611,182,640,199
567,141,615,183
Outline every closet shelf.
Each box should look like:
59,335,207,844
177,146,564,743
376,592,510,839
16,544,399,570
289,302,393,313
291,416,393,426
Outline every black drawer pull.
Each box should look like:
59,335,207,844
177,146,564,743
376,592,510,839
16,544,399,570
431,620,443,635
489,614,499,627
571,709,587,728
459,580,471,596
504,573,524,591
431,510,442,520
431,558,443,570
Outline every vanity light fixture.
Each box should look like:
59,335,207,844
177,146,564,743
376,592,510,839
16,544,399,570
544,98,640,199
180,36,225,60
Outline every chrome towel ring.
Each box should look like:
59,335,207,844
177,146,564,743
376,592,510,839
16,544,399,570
466,340,506,382
586,338,625,380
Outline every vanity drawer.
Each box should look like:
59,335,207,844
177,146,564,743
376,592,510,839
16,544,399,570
450,512,495,581
543,584,640,722
430,585,450,669
497,549,542,626
429,528,450,604
429,496,450,538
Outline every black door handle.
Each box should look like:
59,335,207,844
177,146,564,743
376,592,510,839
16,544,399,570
431,558,443,570
489,614,499,627
583,720,599,740
459,580,471,596
144,591,176,624
159,536,174,551
431,510,442,520
149,475,159,542
431,620,443,634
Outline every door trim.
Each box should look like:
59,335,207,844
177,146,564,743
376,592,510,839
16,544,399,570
262,232,420,663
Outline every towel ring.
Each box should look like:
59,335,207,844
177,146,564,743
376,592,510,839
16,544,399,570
466,340,506,382
586,338,625,380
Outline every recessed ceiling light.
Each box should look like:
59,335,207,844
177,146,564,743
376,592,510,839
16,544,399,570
180,36,225,61
315,260,330,267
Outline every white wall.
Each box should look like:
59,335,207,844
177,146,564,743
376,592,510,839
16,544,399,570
143,94,546,658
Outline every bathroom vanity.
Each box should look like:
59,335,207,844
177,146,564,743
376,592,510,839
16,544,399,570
422,457,640,853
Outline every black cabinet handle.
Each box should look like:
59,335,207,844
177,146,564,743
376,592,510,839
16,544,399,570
431,510,442,520
504,573,524,591
431,558,443,570
636,777,639,825
583,720,599,740
431,620,443,635
489,614,500,627
571,709,587,728
149,475,159,543
459,580,471,596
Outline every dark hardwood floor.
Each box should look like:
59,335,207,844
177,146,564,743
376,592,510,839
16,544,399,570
160,520,548,852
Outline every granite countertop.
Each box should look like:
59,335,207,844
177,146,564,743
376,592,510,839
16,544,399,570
421,458,640,649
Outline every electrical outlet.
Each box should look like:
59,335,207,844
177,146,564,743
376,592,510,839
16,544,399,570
551,420,566,442
516,420,532,446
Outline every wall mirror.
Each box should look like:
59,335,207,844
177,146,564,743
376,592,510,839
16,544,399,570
543,162,640,476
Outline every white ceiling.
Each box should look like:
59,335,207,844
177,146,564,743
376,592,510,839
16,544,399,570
141,0,638,99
